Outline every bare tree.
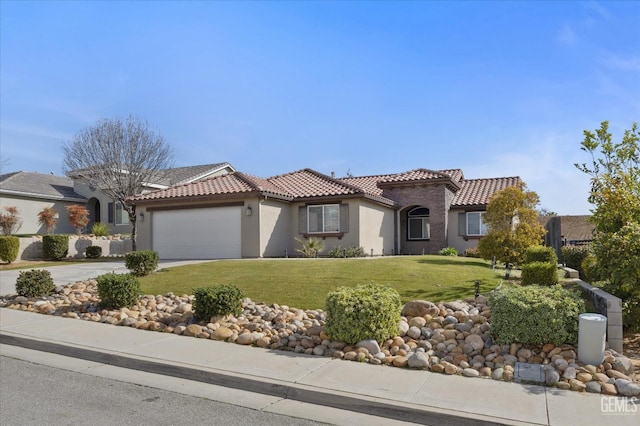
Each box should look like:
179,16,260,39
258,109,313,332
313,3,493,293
62,115,173,250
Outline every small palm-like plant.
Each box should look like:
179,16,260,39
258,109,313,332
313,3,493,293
295,237,325,258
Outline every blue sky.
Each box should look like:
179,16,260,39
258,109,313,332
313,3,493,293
1,1,638,215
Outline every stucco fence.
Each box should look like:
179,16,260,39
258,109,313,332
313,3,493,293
17,236,132,260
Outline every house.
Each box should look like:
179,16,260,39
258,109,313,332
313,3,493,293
540,215,595,257
0,171,87,234
0,163,235,235
130,168,521,259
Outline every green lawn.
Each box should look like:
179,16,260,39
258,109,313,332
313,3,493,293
140,256,505,310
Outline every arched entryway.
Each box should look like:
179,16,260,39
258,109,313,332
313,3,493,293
87,197,101,229
399,205,432,255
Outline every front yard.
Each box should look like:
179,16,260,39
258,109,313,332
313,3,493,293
139,256,503,309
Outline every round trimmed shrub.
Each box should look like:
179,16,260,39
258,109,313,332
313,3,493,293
15,269,55,297
325,282,401,344
43,234,68,260
96,273,140,309
489,285,585,345
85,245,102,259
193,284,244,320
0,236,19,263
125,250,159,276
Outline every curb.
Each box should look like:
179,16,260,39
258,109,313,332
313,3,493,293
0,332,512,426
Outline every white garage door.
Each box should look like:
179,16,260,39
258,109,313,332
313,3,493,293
152,207,241,259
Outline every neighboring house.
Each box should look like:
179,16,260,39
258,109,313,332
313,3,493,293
130,167,521,260
0,171,86,234
0,162,235,235
540,215,595,257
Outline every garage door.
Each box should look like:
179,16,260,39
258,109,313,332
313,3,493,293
152,207,241,259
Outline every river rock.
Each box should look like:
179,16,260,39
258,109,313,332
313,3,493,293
407,351,430,369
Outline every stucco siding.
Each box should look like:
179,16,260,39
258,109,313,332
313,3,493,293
0,195,78,234
258,199,290,257
447,209,483,254
358,201,395,256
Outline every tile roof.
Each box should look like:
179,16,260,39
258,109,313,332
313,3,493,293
131,167,521,209
452,176,522,207
268,169,362,198
0,171,86,201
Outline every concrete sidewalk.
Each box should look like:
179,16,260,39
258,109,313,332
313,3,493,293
1,309,637,426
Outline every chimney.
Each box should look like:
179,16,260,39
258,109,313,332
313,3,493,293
331,171,335,178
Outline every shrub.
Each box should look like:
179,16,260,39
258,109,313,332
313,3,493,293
524,246,557,265
325,282,401,344
85,245,102,259
0,206,21,235
42,234,69,260
463,247,482,258
489,285,585,345
560,245,590,272
15,269,55,298
66,204,89,235
581,253,605,283
0,236,19,263
37,207,58,234
96,273,140,309
125,250,159,276
327,245,366,258
91,222,109,237
438,247,458,256
521,261,558,286
193,284,244,320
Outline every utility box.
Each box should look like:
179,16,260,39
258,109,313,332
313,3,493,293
578,313,607,366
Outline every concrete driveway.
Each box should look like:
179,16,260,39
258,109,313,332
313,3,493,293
0,260,213,296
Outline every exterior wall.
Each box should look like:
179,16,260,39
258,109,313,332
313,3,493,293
357,200,395,256
288,200,359,256
381,184,454,254
447,208,483,254
0,194,78,234
257,199,290,258
242,198,261,258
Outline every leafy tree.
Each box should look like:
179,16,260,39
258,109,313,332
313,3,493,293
37,207,58,234
575,121,640,329
478,184,547,266
62,115,173,250
0,206,22,236
537,208,557,217
66,205,89,235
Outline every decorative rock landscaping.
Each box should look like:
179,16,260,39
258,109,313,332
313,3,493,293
1,279,638,397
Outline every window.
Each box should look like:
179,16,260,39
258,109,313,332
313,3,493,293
467,212,487,236
308,204,340,233
408,207,430,240
115,202,130,226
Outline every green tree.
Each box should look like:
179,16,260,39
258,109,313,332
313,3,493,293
478,184,547,266
575,121,640,329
